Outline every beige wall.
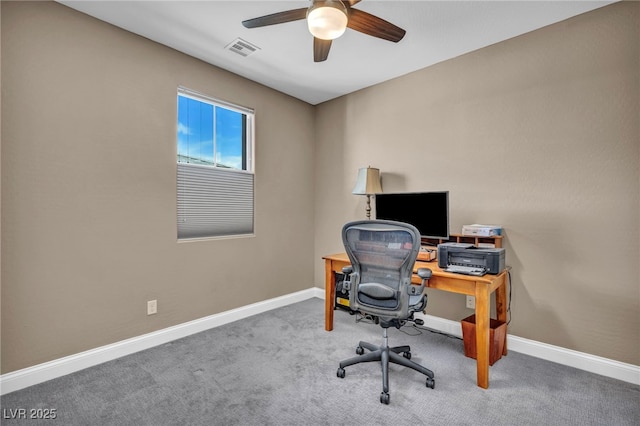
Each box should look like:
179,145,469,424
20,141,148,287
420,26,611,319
1,2,315,373
1,1,638,375
314,1,639,365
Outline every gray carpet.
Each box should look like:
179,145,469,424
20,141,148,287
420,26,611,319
1,298,638,425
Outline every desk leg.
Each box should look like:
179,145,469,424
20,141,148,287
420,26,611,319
325,259,335,331
475,283,490,389
495,276,508,356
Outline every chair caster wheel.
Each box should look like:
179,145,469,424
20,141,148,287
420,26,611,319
337,367,345,378
356,346,364,355
426,377,435,389
380,392,390,404
403,351,411,359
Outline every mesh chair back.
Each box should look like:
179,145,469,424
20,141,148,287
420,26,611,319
342,220,421,320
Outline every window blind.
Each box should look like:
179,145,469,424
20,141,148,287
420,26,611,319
177,163,254,239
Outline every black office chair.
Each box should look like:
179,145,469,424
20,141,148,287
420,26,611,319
336,220,435,404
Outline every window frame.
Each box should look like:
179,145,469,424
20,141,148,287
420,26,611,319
176,86,255,241
177,86,254,173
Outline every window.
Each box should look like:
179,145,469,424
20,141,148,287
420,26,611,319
176,87,254,239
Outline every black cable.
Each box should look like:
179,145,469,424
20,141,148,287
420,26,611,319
392,320,462,340
353,314,461,340
507,270,512,326
354,312,377,325
397,324,422,337
409,323,463,340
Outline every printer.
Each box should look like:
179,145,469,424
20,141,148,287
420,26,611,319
438,243,505,275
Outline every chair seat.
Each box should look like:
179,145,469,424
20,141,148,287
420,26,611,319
359,282,395,299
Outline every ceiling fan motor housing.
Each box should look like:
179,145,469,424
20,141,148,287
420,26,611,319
307,1,349,40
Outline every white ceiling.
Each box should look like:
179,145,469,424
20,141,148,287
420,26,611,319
58,1,615,105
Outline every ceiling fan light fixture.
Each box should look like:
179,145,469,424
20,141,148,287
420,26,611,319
307,1,348,40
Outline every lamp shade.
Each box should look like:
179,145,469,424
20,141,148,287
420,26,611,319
307,1,348,40
352,167,382,195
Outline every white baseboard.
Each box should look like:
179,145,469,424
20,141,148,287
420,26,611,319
2,287,637,395
416,313,640,386
506,334,640,385
0,287,324,395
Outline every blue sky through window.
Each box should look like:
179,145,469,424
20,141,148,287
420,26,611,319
177,95,245,169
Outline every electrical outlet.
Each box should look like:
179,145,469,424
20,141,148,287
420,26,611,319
466,295,475,309
147,300,157,315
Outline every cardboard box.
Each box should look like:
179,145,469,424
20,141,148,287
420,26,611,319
461,224,502,237
461,315,506,366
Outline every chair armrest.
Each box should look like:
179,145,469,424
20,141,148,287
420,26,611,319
341,266,355,291
417,268,432,280
408,268,432,295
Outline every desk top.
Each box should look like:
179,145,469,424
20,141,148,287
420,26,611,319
323,252,506,285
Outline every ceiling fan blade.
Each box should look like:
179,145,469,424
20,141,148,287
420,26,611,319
347,8,406,43
314,38,332,62
346,0,362,6
242,8,308,28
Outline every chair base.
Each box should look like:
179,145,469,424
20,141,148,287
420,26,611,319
337,331,435,404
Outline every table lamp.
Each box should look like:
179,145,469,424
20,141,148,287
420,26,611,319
352,166,382,219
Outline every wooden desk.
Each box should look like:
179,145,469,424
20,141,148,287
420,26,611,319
323,252,508,389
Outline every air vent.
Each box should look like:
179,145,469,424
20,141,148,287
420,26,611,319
225,38,260,57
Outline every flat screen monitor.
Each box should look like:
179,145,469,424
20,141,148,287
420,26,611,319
375,192,449,239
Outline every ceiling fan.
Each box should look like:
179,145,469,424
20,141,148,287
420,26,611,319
242,0,406,62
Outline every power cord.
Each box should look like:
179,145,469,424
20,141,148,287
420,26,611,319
507,270,512,325
353,311,462,341
355,312,378,325
400,322,463,341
